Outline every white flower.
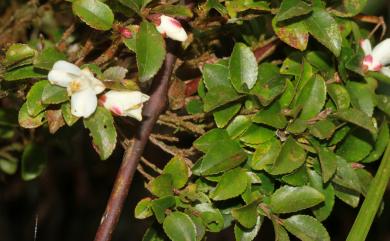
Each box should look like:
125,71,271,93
156,15,188,42
360,38,390,77
48,60,105,118
100,90,150,121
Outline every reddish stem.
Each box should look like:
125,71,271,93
94,40,178,241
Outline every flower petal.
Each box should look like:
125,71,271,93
52,60,81,75
48,70,74,87
372,38,390,65
101,90,149,118
125,107,143,121
157,15,188,42
380,66,390,77
360,39,372,56
71,88,98,118
80,68,106,94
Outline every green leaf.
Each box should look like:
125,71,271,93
147,174,173,197
309,119,336,140
234,216,263,241
213,103,241,128
231,201,259,228
363,122,389,163
142,225,166,241
269,137,306,175
41,84,69,104
336,134,373,162
226,115,252,139
33,47,66,70
151,196,176,223
332,156,361,192
186,99,204,115
3,43,35,67
377,95,390,116
295,74,326,120
304,9,342,56
21,143,47,181
193,137,247,176
327,84,350,111
152,4,193,17
282,215,330,241
136,21,166,82
240,124,275,145
346,81,376,117
61,102,79,126
193,203,224,232
229,43,258,92
335,108,377,136
253,103,287,129
275,0,312,22
308,170,335,221
163,157,189,189
251,63,287,106
26,80,49,116
317,146,338,183
273,221,290,241
18,103,46,129
334,185,360,207
135,198,153,219
270,186,325,214
163,212,197,241
0,156,18,175
211,168,248,200
194,128,230,153
83,107,117,160
272,18,309,51
72,0,114,31
4,65,46,81
250,138,281,171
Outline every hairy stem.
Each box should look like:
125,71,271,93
346,139,390,241
93,40,177,241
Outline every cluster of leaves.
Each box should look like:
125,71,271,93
1,0,390,240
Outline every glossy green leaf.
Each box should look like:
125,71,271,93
0,157,18,175
213,103,241,128
21,143,47,181
163,212,197,241
272,18,309,51
18,103,46,129
211,168,248,200
282,215,330,241
240,124,275,145
41,84,69,104
193,203,224,232
250,138,281,171
336,108,377,136
346,81,376,117
151,196,176,223
135,198,153,219
33,47,66,70
193,128,230,153
363,122,389,163
4,65,46,81
226,115,252,139
377,95,390,116
304,9,342,56
83,107,117,160
3,43,35,67
327,84,350,111
152,4,193,17
142,225,166,241
309,119,336,140
232,201,259,229
336,134,373,162
295,74,326,120
229,43,258,92
72,0,114,30
308,170,335,221
332,157,361,192
275,0,312,22
163,156,189,189
26,80,48,116
61,102,79,126
334,184,360,207
273,221,290,241
147,174,173,197
251,63,287,106
270,186,324,214
234,216,263,241
136,21,166,82
317,146,338,183
252,103,287,129
269,137,306,175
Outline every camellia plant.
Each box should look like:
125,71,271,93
1,0,390,241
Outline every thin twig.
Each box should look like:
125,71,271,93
93,40,178,241
136,165,154,181
141,157,163,174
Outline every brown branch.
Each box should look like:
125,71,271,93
93,40,178,241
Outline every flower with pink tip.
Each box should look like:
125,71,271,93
360,38,390,76
156,15,188,42
100,90,150,121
